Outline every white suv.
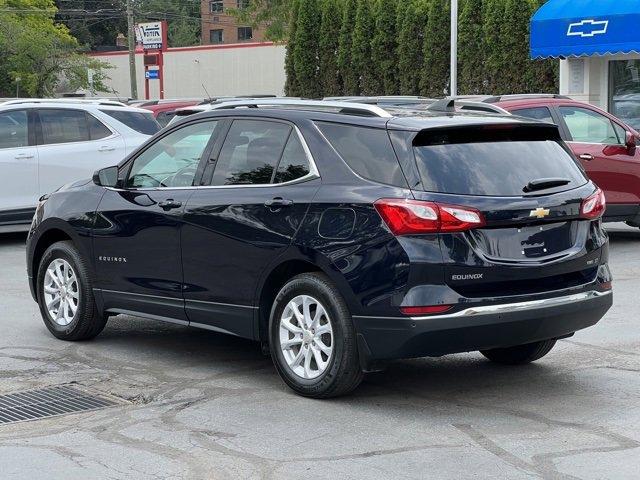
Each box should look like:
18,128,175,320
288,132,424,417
0,100,160,232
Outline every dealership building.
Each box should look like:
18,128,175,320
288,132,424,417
531,0,640,129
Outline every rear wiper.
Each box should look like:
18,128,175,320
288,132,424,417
523,178,571,193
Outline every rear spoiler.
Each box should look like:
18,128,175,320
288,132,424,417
413,123,562,146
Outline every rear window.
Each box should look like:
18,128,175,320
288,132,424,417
316,122,406,186
413,126,587,196
99,110,161,135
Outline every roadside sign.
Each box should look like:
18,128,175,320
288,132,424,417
145,70,160,80
135,22,164,50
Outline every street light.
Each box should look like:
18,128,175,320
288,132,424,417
15,77,21,99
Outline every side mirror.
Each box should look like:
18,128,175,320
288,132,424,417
625,131,636,152
93,166,120,188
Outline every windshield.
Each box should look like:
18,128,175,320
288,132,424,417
413,138,587,196
99,110,161,135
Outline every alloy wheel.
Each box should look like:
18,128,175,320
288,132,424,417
43,258,80,326
279,295,334,380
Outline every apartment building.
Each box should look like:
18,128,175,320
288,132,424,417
201,0,266,45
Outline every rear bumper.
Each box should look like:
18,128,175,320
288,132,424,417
353,290,612,361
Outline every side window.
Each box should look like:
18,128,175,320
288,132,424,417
512,107,555,124
316,122,406,186
39,109,90,145
559,106,621,145
127,121,217,188
0,110,28,149
612,122,627,144
274,132,311,184
211,120,292,185
87,113,112,140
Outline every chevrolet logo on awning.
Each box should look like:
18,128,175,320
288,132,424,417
567,19,609,38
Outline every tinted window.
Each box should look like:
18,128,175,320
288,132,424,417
99,110,161,135
559,106,621,144
0,110,28,148
413,128,587,196
211,120,291,185
274,133,311,183
317,122,405,186
512,107,555,124
87,113,112,140
155,111,176,128
127,121,217,188
39,109,89,145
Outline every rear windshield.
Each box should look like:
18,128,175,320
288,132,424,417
99,110,161,135
413,126,587,196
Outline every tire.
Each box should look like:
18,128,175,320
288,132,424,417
36,241,107,341
269,272,364,398
481,339,557,365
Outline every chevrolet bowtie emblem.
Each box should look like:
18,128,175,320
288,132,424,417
530,208,550,219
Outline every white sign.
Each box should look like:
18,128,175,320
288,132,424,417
135,22,163,50
568,58,585,95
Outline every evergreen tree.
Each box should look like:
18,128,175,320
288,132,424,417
292,0,321,98
351,0,378,95
318,0,343,96
528,0,558,93
284,0,301,96
337,0,358,95
501,0,533,93
420,0,450,97
371,0,399,95
458,0,485,94
396,0,429,95
482,0,506,94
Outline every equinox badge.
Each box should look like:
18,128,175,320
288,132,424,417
529,207,550,219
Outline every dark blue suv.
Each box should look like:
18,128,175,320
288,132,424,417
26,100,613,398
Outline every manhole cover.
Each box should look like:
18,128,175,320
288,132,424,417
0,385,120,425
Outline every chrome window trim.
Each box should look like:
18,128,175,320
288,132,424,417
353,290,611,321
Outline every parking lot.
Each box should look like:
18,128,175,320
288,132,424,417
0,224,637,479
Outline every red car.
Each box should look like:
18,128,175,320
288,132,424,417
141,101,201,128
486,95,640,228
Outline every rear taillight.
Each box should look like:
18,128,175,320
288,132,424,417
580,188,606,219
374,199,485,235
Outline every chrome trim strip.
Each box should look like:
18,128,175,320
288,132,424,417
353,290,612,321
209,99,393,118
105,308,189,326
189,322,240,337
186,299,257,309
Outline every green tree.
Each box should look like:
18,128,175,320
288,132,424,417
371,0,399,95
229,0,292,41
458,0,485,94
284,0,300,96
0,0,112,97
397,0,429,95
420,0,450,97
482,0,506,93
318,0,343,96
337,0,358,95
292,0,321,98
528,0,558,93
351,0,378,95
500,0,534,93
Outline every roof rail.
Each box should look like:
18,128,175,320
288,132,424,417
426,97,509,115
1,98,127,107
208,99,393,118
482,94,571,103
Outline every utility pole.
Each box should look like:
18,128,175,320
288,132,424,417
450,0,458,97
126,0,138,99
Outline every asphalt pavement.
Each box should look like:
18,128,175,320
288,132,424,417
0,224,639,480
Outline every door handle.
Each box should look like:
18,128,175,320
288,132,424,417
158,199,182,211
579,153,594,161
14,153,34,159
264,197,294,208
98,146,116,152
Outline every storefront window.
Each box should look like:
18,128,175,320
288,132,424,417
609,60,640,130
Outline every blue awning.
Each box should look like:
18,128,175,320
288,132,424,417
530,0,640,58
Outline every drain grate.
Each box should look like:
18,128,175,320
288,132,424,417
0,385,119,425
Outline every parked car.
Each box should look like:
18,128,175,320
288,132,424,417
0,99,161,232
484,94,640,228
26,99,612,398
140,101,201,128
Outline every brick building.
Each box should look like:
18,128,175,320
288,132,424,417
201,0,266,45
